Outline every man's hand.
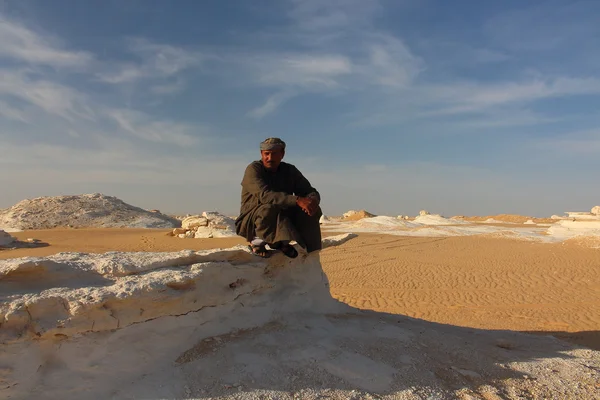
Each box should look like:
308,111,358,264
296,196,319,216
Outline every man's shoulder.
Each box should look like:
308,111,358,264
279,161,298,171
245,160,263,171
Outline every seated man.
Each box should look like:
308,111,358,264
235,137,322,258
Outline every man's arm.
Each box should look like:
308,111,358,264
292,166,320,204
241,163,298,207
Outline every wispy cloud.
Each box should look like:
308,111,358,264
420,76,600,116
97,38,205,84
0,100,29,123
0,16,92,67
247,90,297,119
108,109,200,147
288,0,382,32
0,69,94,122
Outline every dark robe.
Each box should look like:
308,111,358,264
234,160,322,252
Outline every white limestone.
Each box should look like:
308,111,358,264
0,193,180,230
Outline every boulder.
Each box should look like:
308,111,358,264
592,206,600,216
181,216,208,230
419,210,430,216
193,212,237,238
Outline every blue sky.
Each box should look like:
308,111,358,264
1,0,599,217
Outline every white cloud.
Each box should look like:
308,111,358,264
0,100,29,123
361,34,422,88
108,109,200,147
0,69,94,122
247,91,297,119
98,38,205,84
0,16,92,67
420,77,600,117
252,54,352,88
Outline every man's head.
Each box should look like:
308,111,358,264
260,137,286,171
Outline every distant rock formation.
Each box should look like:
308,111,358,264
592,205,600,216
0,193,180,230
419,210,430,216
342,210,376,221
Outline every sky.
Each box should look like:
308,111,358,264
1,0,599,217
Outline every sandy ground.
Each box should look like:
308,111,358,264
2,228,599,351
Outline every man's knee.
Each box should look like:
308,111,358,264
256,204,283,218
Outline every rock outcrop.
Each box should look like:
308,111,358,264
592,205,600,216
342,210,376,221
0,193,180,230
170,212,236,238
1,234,599,399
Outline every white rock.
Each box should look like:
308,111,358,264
184,230,195,238
181,216,208,230
178,234,186,238
592,206,600,216
0,193,179,229
551,215,564,220
319,215,330,224
419,210,429,216
188,212,237,238
523,220,536,225
0,230,15,247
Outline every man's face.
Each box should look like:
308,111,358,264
261,149,284,171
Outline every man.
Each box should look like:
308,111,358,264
235,137,322,258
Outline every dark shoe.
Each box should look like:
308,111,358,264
279,243,298,259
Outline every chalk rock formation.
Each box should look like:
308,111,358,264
319,215,329,224
0,236,355,342
1,234,599,399
0,193,180,230
414,214,468,225
342,210,376,221
419,209,429,216
546,219,600,239
173,212,236,238
592,205,600,216
0,230,15,247
565,211,599,220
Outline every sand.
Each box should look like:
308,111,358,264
2,228,599,351
458,214,557,224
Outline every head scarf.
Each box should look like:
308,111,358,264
260,137,286,151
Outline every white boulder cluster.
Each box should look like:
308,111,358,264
170,212,237,238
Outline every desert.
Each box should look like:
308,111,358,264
1,194,599,399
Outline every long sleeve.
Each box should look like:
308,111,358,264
292,166,320,202
241,163,298,207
